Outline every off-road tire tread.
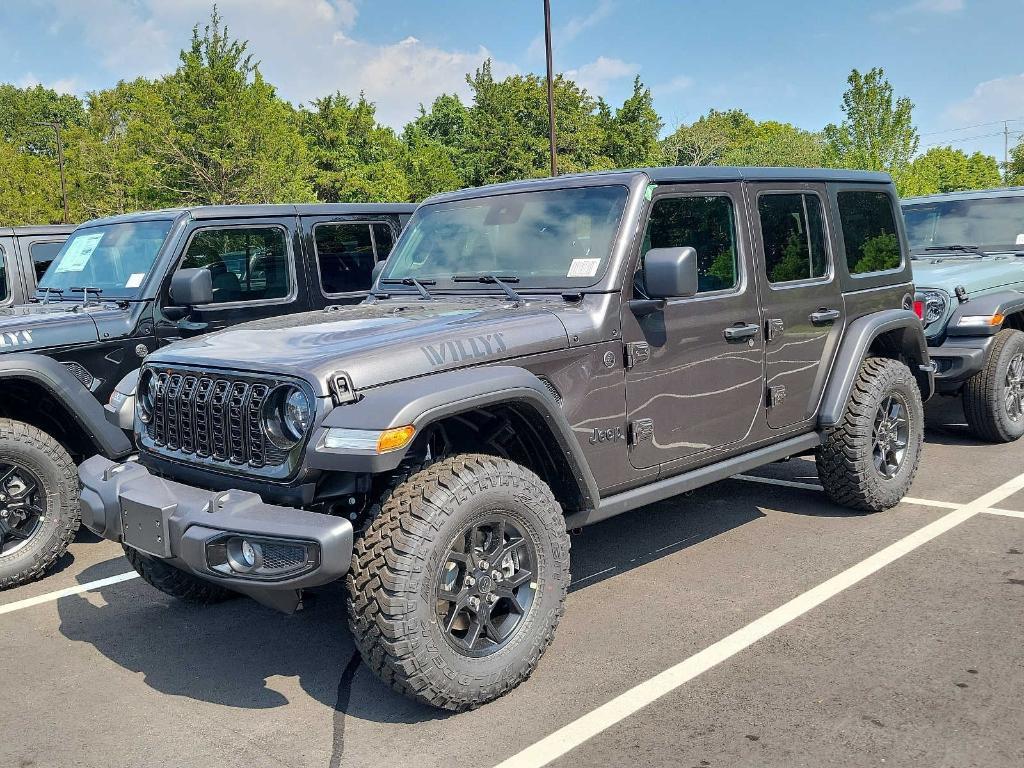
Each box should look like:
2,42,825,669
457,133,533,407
123,545,235,604
962,328,1024,443
0,418,78,590
346,453,570,711
816,357,923,512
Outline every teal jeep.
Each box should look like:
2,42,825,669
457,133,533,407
903,187,1024,442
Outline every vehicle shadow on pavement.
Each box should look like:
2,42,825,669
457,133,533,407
923,394,982,446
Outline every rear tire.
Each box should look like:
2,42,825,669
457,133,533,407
962,328,1024,443
123,545,235,604
816,357,923,512
0,419,79,590
346,454,570,711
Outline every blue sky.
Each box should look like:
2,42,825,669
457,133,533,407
3,0,1023,161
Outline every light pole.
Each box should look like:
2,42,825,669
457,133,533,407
543,0,558,176
34,121,69,224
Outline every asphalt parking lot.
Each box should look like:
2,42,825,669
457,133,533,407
3,395,1023,768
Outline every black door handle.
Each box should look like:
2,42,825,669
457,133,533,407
724,323,760,341
809,308,841,325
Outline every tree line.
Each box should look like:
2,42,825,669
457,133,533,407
1,9,1019,226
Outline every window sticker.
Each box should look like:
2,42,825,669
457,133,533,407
567,258,601,278
1016,233,1024,245
125,272,145,288
55,232,104,273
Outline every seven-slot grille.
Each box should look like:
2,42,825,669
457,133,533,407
147,370,288,470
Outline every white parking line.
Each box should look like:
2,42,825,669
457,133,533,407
982,507,1024,519
733,473,967,512
0,571,138,616
492,470,1024,768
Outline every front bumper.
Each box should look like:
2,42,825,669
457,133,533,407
79,455,353,611
927,335,996,393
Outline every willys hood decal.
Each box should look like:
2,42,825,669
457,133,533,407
147,299,572,393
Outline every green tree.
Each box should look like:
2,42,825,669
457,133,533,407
0,84,85,156
301,92,409,202
600,76,662,168
822,67,919,184
902,146,1002,197
1007,138,1024,185
661,109,821,167
147,9,313,205
0,139,63,225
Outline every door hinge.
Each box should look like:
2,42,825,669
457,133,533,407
629,418,655,446
766,318,785,342
625,342,650,369
766,384,787,408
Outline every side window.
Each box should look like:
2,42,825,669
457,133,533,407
0,248,8,302
758,193,829,284
179,226,290,304
314,223,377,295
372,223,395,259
837,191,902,275
642,195,738,293
29,241,64,282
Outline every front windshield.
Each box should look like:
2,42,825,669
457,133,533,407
902,196,1024,254
37,219,175,299
380,185,629,289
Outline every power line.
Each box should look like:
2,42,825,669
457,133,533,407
921,130,1024,150
920,117,1024,137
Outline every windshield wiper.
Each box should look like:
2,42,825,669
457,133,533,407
31,287,64,304
70,286,103,307
380,277,435,300
452,274,523,302
923,244,985,255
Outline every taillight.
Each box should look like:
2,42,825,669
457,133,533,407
913,300,925,320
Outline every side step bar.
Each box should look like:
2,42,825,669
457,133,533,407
565,432,822,529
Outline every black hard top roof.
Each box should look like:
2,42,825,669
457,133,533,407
78,203,417,228
0,224,76,236
424,166,893,205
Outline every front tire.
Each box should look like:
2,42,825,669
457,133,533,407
816,357,924,512
123,545,235,604
0,419,79,590
962,328,1024,443
346,454,570,711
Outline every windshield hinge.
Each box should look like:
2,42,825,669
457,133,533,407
624,342,650,370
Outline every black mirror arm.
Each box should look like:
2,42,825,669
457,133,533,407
629,298,666,317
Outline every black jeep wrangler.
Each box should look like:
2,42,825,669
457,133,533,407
80,168,932,710
0,225,74,306
0,203,413,588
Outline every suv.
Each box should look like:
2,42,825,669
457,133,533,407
903,187,1024,442
80,168,932,710
0,203,413,589
0,225,74,306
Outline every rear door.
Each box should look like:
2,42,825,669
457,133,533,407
748,182,844,429
301,216,401,309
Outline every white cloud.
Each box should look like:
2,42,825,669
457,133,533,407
653,74,693,96
945,72,1024,125
565,56,634,96
28,0,513,129
15,72,81,95
874,0,964,21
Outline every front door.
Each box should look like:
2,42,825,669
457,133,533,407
748,183,844,429
623,183,765,469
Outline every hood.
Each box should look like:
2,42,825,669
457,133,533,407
912,255,1024,294
0,302,106,352
147,299,572,393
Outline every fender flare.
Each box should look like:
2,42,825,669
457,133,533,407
307,365,601,509
818,309,933,428
946,289,1024,337
0,354,133,459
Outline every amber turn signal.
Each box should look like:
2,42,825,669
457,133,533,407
376,425,416,453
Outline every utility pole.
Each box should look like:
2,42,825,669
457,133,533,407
35,120,69,223
1005,120,1010,182
543,0,558,176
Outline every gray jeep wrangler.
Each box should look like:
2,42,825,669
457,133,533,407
80,167,933,710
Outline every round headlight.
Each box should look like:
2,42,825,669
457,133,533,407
917,290,947,325
137,370,157,424
263,386,312,448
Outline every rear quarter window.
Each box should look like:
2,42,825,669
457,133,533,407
837,191,902,275
0,247,8,302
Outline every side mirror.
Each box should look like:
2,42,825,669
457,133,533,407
643,247,699,299
169,268,214,307
371,260,387,287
